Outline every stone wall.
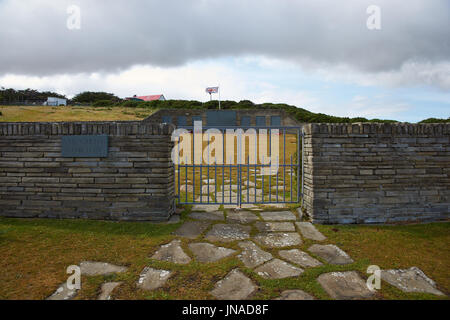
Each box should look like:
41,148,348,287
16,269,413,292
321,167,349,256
303,123,450,224
0,122,175,221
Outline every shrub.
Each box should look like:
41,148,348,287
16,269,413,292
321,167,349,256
419,117,450,123
121,100,142,108
93,100,114,107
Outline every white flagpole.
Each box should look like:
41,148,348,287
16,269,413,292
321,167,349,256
218,86,221,110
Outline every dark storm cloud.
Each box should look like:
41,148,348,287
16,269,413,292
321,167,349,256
0,0,449,81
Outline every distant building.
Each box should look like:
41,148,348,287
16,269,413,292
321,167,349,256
44,97,67,106
125,94,166,102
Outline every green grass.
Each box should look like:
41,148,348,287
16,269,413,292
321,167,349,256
0,214,448,300
0,105,156,122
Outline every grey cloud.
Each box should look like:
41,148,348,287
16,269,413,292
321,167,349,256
0,0,449,87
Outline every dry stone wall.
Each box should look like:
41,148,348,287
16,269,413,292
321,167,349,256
0,122,175,221
303,123,450,224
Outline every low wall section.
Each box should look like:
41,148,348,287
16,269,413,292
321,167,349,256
303,123,450,224
0,122,175,221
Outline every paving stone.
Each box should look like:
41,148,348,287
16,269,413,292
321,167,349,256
261,203,287,209
247,188,263,196
47,282,78,300
380,267,444,296
296,222,326,241
188,243,236,263
308,244,354,265
226,211,259,224
255,222,295,232
137,267,172,291
192,204,221,212
98,282,122,300
317,271,374,300
203,179,215,184
241,180,256,187
180,184,194,192
220,185,239,192
80,261,128,276
201,185,216,194
205,224,251,243
195,195,214,202
210,269,258,300
240,204,259,210
254,232,302,248
279,249,323,268
223,204,258,210
150,239,191,264
255,259,304,279
276,290,315,300
260,211,296,221
166,215,180,224
174,221,211,239
189,211,225,221
237,241,273,268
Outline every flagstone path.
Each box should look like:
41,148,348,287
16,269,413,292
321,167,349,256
47,207,447,300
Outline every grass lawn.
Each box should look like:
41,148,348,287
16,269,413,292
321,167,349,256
0,105,156,122
0,212,448,300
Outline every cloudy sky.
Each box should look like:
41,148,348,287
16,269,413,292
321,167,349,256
0,0,449,122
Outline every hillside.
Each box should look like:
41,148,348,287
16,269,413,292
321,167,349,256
1,100,448,123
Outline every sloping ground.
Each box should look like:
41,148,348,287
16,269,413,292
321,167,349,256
0,106,156,122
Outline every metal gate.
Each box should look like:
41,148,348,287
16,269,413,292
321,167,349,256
174,125,304,206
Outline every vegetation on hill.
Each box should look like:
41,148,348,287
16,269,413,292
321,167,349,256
72,91,120,104
419,117,450,123
0,88,66,104
98,99,399,123
0,87,448,123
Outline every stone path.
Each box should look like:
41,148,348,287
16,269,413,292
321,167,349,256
98,282,122,300
150,240,191,264
80,261,128,276
226,211,259,224
260,211,296,221
188,243,236,263
380,267,444,296
237,241,273,268
173,221,210,239
276,290,315,300
254,259,303,279
47,207,447,300
279,249,323,268
296,222,326,241
317,271,375,300
210,269,258,300
308,244,354,265
137,267,172,291
254,232,302,248
205,224,251,242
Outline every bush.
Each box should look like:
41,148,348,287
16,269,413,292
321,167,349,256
121,100,143,108
419,117,450,123
93,100,115,107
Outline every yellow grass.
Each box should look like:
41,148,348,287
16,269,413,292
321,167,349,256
0,105,156,122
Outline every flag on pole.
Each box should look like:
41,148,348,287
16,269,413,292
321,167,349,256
205,87,219,94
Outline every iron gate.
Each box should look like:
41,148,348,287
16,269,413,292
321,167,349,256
174,126,304,206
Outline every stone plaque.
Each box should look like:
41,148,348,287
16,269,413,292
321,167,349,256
62,135,108,157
